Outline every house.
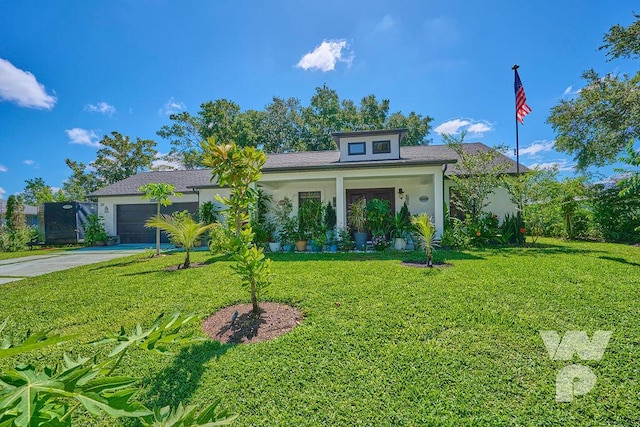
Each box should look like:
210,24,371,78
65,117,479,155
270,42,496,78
91,129,524,244
0,199,39,227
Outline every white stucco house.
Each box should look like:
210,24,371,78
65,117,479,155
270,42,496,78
91,129,524,243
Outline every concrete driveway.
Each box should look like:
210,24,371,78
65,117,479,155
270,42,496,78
0,244,165,284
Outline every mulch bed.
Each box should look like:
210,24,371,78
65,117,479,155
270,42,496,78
401,260,453,268
202,302,303,344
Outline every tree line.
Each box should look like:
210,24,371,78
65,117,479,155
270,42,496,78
20,85,433,204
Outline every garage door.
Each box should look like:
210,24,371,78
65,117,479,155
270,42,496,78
116,203,199,244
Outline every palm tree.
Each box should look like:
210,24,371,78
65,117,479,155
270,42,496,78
411,213,438,267
139,183,182,256
145,213,215,269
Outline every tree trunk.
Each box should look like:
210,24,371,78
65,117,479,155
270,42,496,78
183,248,190,269
155,203,161,256
250,281,259,315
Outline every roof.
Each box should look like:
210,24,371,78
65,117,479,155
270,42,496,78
0,199,38,216
91,143,526,196
331,128,407,147
442,142,527,176
90,169,215,197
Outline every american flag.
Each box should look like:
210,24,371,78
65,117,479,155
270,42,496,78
514,69,532,124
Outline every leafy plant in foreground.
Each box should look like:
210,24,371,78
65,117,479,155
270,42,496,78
0,314,236,426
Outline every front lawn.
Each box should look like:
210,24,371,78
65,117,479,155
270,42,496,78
0,246,69,261
1,239,639,425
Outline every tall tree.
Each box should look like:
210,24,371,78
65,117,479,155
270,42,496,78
92,132,157,186
22,178,55,205
258,97,303,153
301,84,342,151
357,94,390,130
387,111,433,145
62,159,100,201
548,13,640,176
157,111,203,169
157,85,434,161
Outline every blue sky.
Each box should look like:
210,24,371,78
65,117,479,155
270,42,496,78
0,1,636,200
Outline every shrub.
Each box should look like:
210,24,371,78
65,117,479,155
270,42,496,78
591,184,640,243
83,214,108,246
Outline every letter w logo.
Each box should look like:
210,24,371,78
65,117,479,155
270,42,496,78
540,330,612,361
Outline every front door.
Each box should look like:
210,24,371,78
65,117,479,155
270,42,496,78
346,188,395,237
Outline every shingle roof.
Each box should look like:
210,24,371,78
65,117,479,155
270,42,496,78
91,143,526,196
0,199,38,216
90,169,215,197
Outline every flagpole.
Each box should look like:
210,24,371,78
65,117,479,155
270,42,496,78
512,64,520,176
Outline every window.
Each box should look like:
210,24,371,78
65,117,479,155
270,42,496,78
298,191,321,207
348,142,366,155
372,140,391,154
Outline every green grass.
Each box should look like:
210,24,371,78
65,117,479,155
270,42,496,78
0,246,70,261
1,238,639,426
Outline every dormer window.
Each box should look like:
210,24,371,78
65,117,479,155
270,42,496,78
333,129,405,162
372,140,391,154
348,142,366,155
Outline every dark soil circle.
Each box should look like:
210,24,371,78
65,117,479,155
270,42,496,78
202,302,303,344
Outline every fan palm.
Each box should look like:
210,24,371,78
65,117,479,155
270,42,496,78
145,213,215,268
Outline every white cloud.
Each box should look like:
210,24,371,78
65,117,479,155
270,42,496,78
65,128,101,147
23,159,34,166
0,187,6,199
466,122,492,134
0,58,56,109
528,159,575,172
0,164,7,172
296,39,353,72
519,140,555,157
435,118,470,135
374,15,395,33
435,118,493,136
85,101,116,116
159,98,185,115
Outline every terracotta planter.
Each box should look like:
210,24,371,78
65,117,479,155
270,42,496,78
295,240,308,252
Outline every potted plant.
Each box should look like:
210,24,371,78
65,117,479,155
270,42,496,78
366,198,391,238
275,196,296,252
337,227,354,251
348,197,368,250
324,201,337,243
391,212,410,250
268,223,281,252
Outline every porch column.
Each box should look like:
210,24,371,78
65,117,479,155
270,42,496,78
433,170,444,236
335,175,345,229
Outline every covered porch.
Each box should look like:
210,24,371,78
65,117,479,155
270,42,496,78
259,164,446,236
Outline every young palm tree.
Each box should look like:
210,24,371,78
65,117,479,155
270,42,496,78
411,213,438,267
139,183,182,256
145,213,215,269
